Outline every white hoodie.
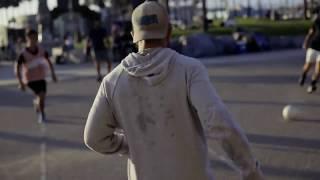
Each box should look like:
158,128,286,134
84,48,261,180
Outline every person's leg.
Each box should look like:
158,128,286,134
314,61,320,82
33,92,46,122
299,62,313,86
107,58,112,73
36,80,47,122
300,49,315,86
33,93,45,120
28,81,41,114
38,92,46,116
308,61,320,93
94,59,102,79
33,97,40,112
91,50,102,81
102,50,111,74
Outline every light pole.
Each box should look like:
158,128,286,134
247,0,251,17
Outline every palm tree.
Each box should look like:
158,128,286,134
191,0,207,32
304,0,308,19
201,0,208,32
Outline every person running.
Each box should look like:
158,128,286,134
84,1,264,180
15,29,57,123
88,21,111,82
299,13,320,93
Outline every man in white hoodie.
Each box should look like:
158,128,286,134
84,1,264,180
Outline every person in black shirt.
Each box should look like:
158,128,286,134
88,21,111,82
300,13,320,93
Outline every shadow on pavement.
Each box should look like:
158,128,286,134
0,131,86,150
46,119,85,125
292,119,320,123
261,165,320,179
210,159,320,179
247,133,320,151
48,94,93,103
0,88,33,107
210,74,298,85
224,99,320,107
206,57,303,68
51,115,85,120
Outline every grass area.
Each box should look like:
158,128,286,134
235,18,312,36
172,18,312,37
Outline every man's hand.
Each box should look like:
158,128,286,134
18,84,26,91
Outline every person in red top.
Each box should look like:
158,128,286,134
15,29,57,123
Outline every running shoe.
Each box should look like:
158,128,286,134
299,75,306,86
307,85,317,94
37,112,46,123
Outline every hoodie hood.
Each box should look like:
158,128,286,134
121,48,175,86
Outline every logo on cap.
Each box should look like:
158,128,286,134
139,15,159,26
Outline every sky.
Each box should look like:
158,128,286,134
171,0,302,9
45,0,304,10
0,0,303,26
220,0,302,8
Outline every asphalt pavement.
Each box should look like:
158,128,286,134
1,49,320,180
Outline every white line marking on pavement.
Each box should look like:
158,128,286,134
40,124,47,180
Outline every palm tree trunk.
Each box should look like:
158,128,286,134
304,0,308,19
202,0,208,32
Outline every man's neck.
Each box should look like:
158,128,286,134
26,44,38,54
28,44,37,49
138,40,166,53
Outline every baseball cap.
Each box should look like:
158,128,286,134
131,0,169,43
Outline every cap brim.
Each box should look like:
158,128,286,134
133,30,167,43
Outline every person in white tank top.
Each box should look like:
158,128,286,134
15,29,58,123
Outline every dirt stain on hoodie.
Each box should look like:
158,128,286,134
137,112,156,133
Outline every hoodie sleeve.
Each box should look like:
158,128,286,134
188,61,263,179
84,80,128,155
